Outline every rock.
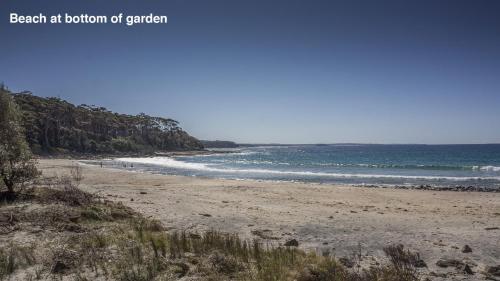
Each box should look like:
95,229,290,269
436,258,463,268
130,198,134,201
284,239,299,247
485,227,499,230
462,245,472,253
51,260,70,273
139,191,147,194
199,213,212,217
339,257,354,268
487,265,500,276
463,264,474,275
414,259,427,268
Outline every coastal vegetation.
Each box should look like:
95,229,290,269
8,88,203,155
1,169,427,281
201,140,239,148
0,87,39,196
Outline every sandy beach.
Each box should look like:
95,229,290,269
39,158,500,278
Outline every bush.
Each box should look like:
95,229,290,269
0,87,40,196
383,245,421,279
41,179,94,206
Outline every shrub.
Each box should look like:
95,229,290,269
69,164,84,186
39,176,94,206
382,244,421,281
0,87,40,196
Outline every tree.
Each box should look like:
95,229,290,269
0,87,39,195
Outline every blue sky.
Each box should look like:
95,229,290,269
1,0,500,144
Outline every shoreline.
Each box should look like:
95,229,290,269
82,156,500,193
38,158,500,279
356,183,500,193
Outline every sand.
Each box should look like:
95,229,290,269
39,158,500,277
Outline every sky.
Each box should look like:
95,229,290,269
1,0,500,144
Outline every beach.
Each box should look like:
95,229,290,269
39,158,500,278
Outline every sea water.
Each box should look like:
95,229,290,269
88,144,500,189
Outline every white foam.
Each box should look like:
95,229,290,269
116,157,208,170
480,166,500,172
115,157,500,181
232,151,260,156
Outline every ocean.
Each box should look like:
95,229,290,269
87,144,500,190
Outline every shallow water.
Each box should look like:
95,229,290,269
85,144,500,189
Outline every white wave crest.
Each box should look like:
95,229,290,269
115,157,500,181
480,166,500,172
116,157,209,170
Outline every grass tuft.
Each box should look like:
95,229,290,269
0,175,427,281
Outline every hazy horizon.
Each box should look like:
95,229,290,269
2,0,500,144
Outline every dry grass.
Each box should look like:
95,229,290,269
37,176,94,206
0,174,425,281
69,164,84,186
0,244,36,279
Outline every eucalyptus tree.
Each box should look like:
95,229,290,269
0,86,39,194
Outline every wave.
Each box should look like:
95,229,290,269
477,166,500,172
194,159,500,172
230,151,261,156
208,159,291,166
308,163,498,171
115,157,500,181
116,157,208,170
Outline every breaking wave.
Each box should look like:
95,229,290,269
115,157,500,181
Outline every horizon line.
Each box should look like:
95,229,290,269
223,142,500,146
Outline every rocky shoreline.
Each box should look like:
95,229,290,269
357,183,500,193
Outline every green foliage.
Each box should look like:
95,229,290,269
201,140,239,148
0,88,39,193
12,92,204,154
